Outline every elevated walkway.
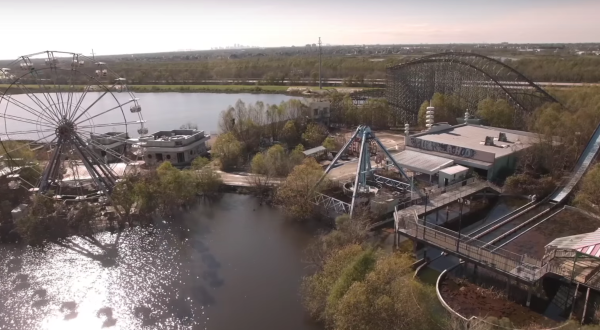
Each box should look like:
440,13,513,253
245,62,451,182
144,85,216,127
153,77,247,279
395,212,600,290
395,179,496,220
370,178,498,229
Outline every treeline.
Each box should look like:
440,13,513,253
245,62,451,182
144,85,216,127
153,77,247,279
106,56,600,85
506,56,600,83
112,57,396,85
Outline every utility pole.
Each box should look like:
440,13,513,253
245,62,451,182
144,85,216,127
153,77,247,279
91,49,95,61
318,37,322,90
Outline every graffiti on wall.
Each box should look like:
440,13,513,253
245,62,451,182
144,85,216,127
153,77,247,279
408,137,476,158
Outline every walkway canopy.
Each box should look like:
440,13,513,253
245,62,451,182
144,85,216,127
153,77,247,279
547,229,600,258
391,150,454,175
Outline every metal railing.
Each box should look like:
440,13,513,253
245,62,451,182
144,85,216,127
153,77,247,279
312,192,351,214
395,211,541,282
373,174,410,190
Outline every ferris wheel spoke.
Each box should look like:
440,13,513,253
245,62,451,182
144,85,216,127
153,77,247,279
68,85,92,122
74,99,135,126
71,135,118,186
30,70,63,120
72,83,118,124
13,82,61,124
64,67,79,119
1,128,56,136
0,113,57,130
78,120,140,130
76,128,131,144
76,131,134,164
1,95,59,126
0,131,56,158
46,52,68,117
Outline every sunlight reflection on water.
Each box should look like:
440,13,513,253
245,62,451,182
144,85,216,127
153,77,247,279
0,195,323,330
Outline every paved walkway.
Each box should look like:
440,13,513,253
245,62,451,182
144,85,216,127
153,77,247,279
217,171,282,187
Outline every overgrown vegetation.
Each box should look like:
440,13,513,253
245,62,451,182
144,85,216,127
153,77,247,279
301,214,447,330
504,86,600,196
12,159,223,245
274,158,328,221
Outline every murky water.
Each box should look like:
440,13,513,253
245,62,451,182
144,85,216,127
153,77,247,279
0,194,323,330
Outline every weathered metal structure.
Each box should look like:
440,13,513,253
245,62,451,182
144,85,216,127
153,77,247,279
314,125,413,217
386,52,560,126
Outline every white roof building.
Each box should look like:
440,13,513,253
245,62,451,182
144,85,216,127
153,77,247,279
405,123,536,181
140,129,210,166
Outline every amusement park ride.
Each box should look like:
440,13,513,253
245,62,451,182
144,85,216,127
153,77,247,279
316,125,415,217
0,50,148,200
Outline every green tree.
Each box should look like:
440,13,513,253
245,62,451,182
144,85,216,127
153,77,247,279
289,144,306,166
111,175,137,222
280,120,300,146
275,157,328,221
212,132,243,171
302,122,328,148
332,253,442,330
477,98,515,128
195,167,222,197
250,152,268,175
266,144,287,176
322,136,337,151
191,157,210,170
574,164,600,214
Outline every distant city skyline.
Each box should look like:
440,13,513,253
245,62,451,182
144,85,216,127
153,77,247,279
0,0,598,59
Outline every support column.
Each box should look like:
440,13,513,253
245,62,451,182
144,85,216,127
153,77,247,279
569,283,580,319
582,287,591,324
526,286,532,307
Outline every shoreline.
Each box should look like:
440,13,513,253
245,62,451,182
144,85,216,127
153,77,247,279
0,84,380,96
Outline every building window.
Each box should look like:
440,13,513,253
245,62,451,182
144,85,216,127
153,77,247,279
156,153,163,161
313,109,318,117
166,155,171,160
147,154,152,159
190,150,193,155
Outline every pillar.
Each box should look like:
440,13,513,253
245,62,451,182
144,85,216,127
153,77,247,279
526,286,532,307
582,287,591,324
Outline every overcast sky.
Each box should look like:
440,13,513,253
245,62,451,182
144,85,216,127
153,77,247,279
0,0,598,59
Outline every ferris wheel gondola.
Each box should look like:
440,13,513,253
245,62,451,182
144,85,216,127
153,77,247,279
0,50,149,199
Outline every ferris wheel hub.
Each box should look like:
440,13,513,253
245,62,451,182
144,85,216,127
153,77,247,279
56,119,76,138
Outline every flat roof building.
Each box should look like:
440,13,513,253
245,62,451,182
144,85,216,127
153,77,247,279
89,132,128,163
405,123,535,181
140,129,210,166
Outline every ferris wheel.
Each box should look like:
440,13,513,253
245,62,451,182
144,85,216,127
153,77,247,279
0,50,148,199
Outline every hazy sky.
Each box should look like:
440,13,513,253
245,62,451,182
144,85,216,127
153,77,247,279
0,0,598,59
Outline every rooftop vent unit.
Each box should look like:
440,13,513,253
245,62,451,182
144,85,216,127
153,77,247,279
499,132,508,142
484,136,495,146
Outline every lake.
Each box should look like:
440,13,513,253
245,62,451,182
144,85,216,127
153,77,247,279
1,92,301,141
0,194,323,330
